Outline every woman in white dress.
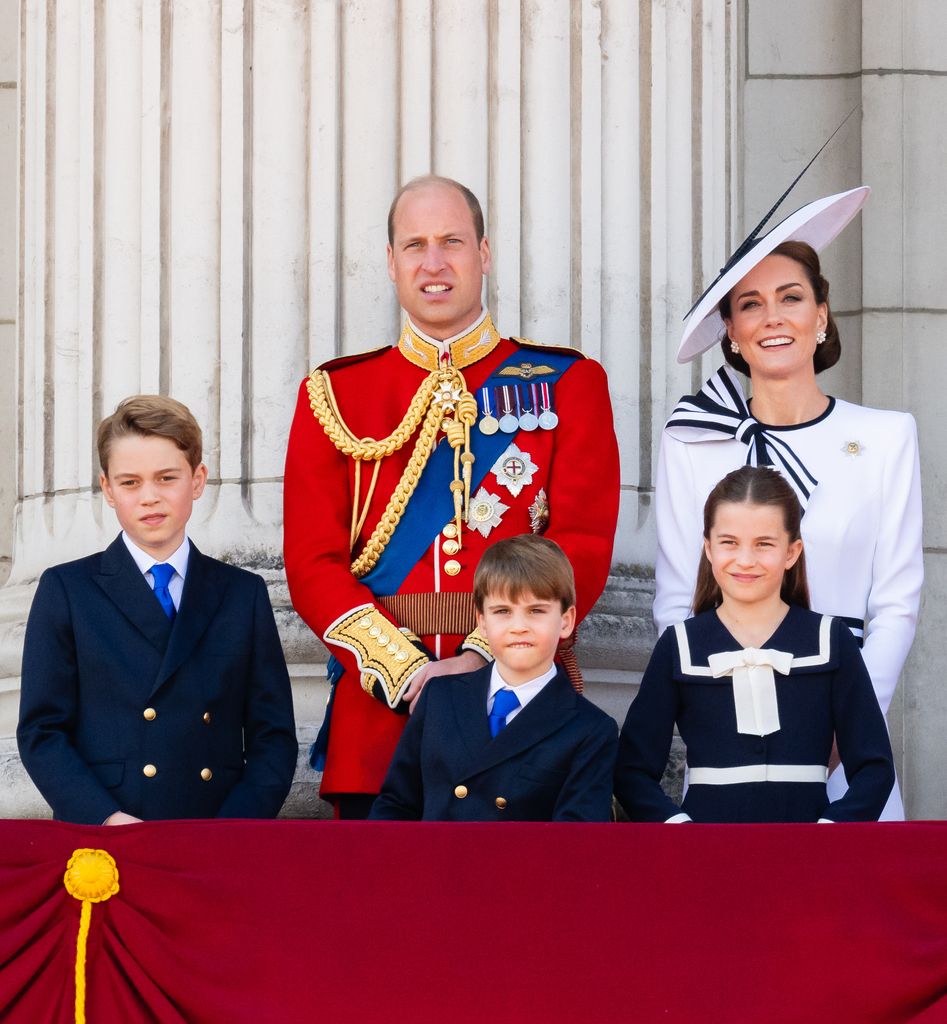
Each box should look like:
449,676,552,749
654,187,923,820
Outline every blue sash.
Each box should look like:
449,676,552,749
360,347,580,596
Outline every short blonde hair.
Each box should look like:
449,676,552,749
97,395,203,474
473,535,576,612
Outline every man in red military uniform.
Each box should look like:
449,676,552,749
283,176,620,817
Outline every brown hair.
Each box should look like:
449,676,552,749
719,240,840,376
473,535,576,612
388,175,485,245
97,395,203,474
692,465,810,615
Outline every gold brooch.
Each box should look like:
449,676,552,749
841,439,865,458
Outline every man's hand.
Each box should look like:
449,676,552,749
104,811,143,826
403,650,488,713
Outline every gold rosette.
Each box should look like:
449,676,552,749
64,848,120,1024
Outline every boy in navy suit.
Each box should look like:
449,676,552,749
17,396,297,824
370,535,617,821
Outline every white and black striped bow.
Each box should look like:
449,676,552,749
666,366,818,509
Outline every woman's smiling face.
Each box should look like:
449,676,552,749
723,253,828,386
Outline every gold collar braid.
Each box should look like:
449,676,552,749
307,350,481,578
397,314,501,371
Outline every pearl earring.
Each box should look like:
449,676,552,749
729,338,740,354
816,330,826,345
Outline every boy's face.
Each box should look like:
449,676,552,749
100,434,207,561
476,589,576,687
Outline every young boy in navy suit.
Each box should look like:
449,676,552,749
17,396,298,824
370,535,617,821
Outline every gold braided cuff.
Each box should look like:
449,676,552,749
324,605,430,709
460,626,494,662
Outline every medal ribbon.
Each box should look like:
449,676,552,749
361,346,581,596
665,366,819,508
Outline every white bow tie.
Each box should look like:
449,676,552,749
707,647,793,736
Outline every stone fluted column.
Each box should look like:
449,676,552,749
1,0,736,816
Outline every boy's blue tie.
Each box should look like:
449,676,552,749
150,563,177,621
489,688,520,737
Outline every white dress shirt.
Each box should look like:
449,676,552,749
487,663,557,727
121,533,191,611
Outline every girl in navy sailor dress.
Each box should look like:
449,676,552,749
615,466,895,823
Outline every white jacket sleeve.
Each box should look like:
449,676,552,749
861,413,923,715
653,432,705,634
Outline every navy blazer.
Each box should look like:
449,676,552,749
370,665,618,822
17,536,297,824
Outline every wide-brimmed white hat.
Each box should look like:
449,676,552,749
677,185,870,364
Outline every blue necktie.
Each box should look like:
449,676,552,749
150,563,177,621
489,688,520,737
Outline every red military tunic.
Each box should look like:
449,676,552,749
283,313,620,798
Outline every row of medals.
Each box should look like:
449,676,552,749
477,384,558,436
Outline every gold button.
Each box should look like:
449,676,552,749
454,785,468,799
143,707,156,721
444,559,461,577
203,711,211,723
358,616,372,628
395,651,409,662
200,768,213,782
143,764,157,778
387,642,400,654
495,797,508,810
442,539,460,556
442,523,458,539
377,633,390,646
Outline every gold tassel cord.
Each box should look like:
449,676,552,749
63,848,121,1024
309,362,479,577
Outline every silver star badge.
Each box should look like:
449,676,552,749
467,487,510,538
491,443,538,497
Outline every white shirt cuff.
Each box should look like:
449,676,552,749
665,813,693,823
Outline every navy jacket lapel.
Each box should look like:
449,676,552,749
465,669,578,778
94,535,173,653
151,542,224,695
449,664,494,759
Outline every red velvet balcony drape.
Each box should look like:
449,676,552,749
1,819,945,1024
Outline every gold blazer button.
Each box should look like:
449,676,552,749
200,768,213,782
444,559,462,576
143,707,156,721
495,797,508,810
142,764,157,778
454,785,468,799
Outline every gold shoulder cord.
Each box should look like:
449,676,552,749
307,365,477,578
